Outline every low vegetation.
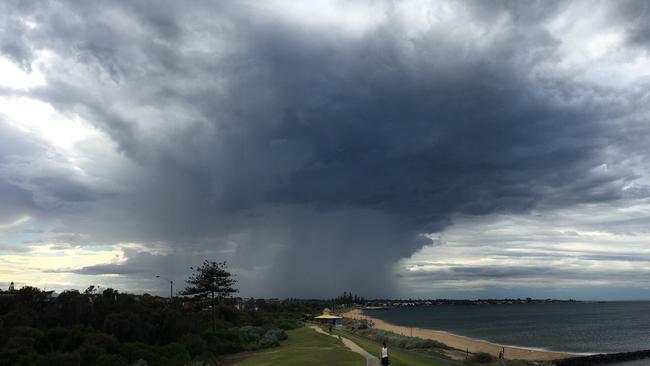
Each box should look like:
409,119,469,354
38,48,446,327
340,318,556,366
234,327,365,366
0,262,353,366
344,318,449,350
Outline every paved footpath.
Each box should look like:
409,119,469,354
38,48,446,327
310,325,379,366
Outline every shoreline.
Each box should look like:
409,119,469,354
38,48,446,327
342,308,577,361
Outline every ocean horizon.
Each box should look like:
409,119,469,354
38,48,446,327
365,301,650,354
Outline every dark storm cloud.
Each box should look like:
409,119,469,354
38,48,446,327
615,0,650,49
1,1,649,296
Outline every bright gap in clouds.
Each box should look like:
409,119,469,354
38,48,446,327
0,96,98,150
399,198,650,300
0,56,45,89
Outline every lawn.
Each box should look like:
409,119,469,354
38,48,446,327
332,328,459,366
233,327,365,366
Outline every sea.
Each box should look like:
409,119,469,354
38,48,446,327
364,301,650,354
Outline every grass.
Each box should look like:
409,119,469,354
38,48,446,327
332,328,458,366
233,327,365,366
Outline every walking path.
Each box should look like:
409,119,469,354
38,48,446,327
310,325,379,366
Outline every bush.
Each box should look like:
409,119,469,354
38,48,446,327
180,333,207,358
354,328,448,350
201,328,244,355
95,354,128,366
39,352,82,366
343,318,370,331
239,326,266,338
159,342,191,365
404,338,440,349
258,334,280,348
83,332,121,353
121,342,159,365
104,312,143,342
265,328,288,341
468,352,495,363
275,318,301,330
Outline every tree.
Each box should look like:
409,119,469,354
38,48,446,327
181,261,237,330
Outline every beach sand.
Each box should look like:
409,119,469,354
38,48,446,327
342,308,576,361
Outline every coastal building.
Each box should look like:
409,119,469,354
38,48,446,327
314,308,343,328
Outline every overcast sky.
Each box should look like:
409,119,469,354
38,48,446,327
1,0,650,299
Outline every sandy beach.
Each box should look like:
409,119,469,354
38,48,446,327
342,308,576,361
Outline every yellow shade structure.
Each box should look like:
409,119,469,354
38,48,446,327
314,307,342,320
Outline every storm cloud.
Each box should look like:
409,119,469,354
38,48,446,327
1,1,649,298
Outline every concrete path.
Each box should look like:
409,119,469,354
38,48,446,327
310,325,379,366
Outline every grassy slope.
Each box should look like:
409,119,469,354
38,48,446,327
234,327,365,366
333,328,460,366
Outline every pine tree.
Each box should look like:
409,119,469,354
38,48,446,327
182,260,238,330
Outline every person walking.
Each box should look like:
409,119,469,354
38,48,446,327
380,341,390,365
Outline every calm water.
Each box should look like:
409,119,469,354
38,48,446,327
365,302,650,354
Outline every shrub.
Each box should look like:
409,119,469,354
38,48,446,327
265,328,288,341
180,333,207,358
404,338,440,349
258,333,280,348
354,328,448,350
121,342,159,365
343,318,370,331
201,328,243,355
39,352,82,366
95,354,129,366
104,312,143,342
239,326,266,338
275,318,301,330
468,352,495,363
83,332,120,353
160,342,191,365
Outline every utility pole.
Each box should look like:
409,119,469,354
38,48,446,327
156,275,174,300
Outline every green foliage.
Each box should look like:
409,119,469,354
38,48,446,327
159,342,191,365
0,282,342,365
39,352,82,366
95,353,128,366
466,352,495,364
104,312,144,342
274,317,302,330
180,333,207,359
265,328,288,341
182,261,238,300
354,328,449,350
201,328,244,355
258,333,280,348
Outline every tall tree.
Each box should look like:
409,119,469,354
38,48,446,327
182,260,237,330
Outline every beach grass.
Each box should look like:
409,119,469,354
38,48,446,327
332,328,456,366
233,326,365,366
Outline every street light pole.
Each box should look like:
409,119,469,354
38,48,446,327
156,275,174,300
